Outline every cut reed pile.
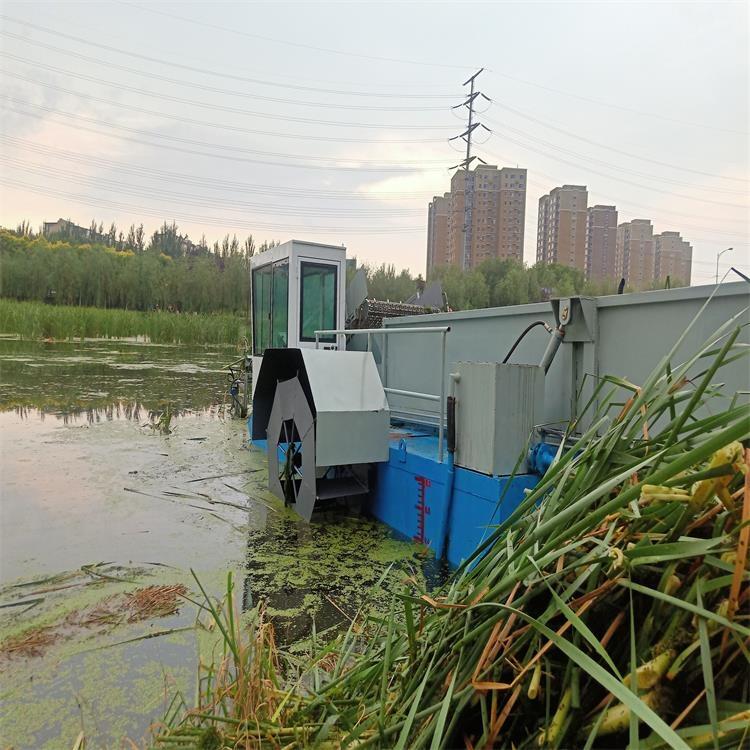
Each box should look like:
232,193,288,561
80,584,188,626
1,583,188,662
154,310,749,750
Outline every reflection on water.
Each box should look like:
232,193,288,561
0,337,430,748
0,338,258,747
0,338,238,421
12,401,153,425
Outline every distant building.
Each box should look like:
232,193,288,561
426,194,450,272
654,231,692,286
537,185,588,271
426,164,526,271
150,230,198,256
586,205,618,282
616,219,654,290
43,218,92,242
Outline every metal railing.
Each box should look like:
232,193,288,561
314,326,450,462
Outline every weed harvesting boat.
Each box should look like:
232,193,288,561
156,251,750,746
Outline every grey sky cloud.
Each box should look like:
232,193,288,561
0,1,747,284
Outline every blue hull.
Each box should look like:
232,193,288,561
371,426,536,568
248,417,537,568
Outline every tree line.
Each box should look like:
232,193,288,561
2,221,278,314
2,218,646,317
358,258,622,310
430,259,626,309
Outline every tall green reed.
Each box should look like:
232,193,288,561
154,314,749,749
0,299,247,345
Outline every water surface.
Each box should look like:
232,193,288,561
0,338,425,748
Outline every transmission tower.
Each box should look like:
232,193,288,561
450,68,492,270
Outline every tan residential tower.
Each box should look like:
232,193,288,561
426,164,526,272
654,231,692,286
536,185,588,271
616,219,655,290
586,205,618,282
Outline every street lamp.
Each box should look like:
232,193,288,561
716,247,733,284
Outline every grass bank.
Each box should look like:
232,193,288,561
0,299,247,345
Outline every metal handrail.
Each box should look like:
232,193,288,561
314,325,450,462
315,326,451,337
383,387,440,402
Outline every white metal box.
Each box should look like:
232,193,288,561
455,362,544,476
302,349,390,467
252,348,390,467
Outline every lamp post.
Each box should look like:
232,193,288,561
716,247,733,284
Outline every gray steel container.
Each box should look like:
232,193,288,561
454,362,544,476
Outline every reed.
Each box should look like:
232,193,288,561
0,299,246,345
154,311,750,749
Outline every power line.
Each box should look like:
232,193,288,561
487,104,748,184
7,55,741,197
517,170,748,227
479,138,746,209
0,79,446,145
484,118,747,195
0,30,454,112
0,176,425,234
2,157,425,217
4,171,745,262
0,57,453,130
0,14,459,96
8,117,740,247
0,120,748,250
1,99,450,174
0,136,435,200
487,71,748,136
0,134,436,200
14,22,738,194
470,144,748,245
116,1,474,71
1,89,447,168
524,201,746,246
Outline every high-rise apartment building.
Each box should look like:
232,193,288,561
426,164,526,272
586,205,618,282
654,231,692,286
536,185,588,271
616,219,654,290
426,194,450,271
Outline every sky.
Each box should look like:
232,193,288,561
0,1,748,285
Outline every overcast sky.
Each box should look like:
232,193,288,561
1,1,747,284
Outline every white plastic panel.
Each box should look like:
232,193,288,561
301,349,388,414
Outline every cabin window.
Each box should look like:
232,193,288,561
252,264,271,355
252,260,288,355
271,261,289,348
300,262,337,343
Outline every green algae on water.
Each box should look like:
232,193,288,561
0,564,233,750
243,511,429,644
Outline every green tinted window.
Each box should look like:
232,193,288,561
271,261,289,347
252,264,272,355
253,262,289,354
300,262,337,342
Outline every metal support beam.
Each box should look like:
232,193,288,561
439,329,447,463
